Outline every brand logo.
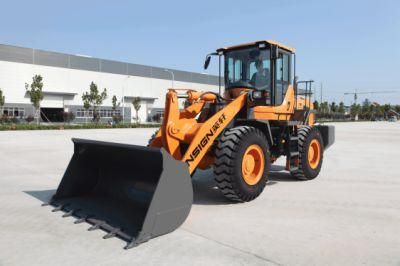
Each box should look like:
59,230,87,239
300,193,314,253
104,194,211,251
185,113,227,165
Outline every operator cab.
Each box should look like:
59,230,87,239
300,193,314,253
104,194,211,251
205,40,295,106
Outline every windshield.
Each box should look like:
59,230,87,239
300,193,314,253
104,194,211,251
224,47,271,90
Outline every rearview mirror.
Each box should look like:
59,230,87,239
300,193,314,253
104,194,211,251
204,55,211,70
204,52,218,69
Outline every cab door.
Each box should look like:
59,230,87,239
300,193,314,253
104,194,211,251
273,51,291,106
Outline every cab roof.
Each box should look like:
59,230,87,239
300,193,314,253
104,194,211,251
217,40,295,53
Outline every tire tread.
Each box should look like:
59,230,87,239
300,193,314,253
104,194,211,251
213,126,269,202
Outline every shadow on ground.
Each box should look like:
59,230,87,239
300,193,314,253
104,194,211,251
24,189,55,203
192,164,301,205
24,164,302,207
269,165,303,182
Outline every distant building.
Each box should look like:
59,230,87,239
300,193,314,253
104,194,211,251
0,44,220,123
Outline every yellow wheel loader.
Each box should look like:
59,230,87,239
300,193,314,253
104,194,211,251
45,40,334,249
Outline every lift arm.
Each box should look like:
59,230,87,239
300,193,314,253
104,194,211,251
151,89,248,174
182,93,247,174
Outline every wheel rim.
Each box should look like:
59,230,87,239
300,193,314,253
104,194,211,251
241,144,265,185
308,139,321,169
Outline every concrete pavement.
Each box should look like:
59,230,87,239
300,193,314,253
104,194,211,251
0,122,399,265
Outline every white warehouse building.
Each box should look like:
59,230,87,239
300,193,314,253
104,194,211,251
0,44,220,123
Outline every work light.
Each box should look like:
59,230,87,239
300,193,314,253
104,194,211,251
252,90,262,99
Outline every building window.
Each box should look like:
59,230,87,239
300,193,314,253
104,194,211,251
76,109,93,118
3,107,25,118
76,109,120,118
76,109,84,118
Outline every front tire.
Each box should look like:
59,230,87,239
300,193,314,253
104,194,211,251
213,126,270,202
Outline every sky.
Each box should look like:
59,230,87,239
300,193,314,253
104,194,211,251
1,0,399,104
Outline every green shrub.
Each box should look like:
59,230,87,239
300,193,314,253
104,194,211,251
25,115,35,123
0,114,11,124
112,114,123,124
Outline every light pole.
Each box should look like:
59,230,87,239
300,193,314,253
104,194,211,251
122,75,130,123
320,82,323,104
164,69,174,88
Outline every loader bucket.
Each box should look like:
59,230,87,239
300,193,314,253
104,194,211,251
48,138,193,249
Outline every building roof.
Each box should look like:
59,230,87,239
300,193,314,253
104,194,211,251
24,91,78,98
0,44,220,86
42,91,78,96
218,40,296,53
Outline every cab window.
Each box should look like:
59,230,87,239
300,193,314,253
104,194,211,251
228,58,243,83
225,47,271,91
274,53,290,105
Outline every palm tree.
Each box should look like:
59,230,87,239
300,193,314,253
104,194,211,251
132,97,141,123
338,102,345,114
350,103,361,119
330,102,337,113
313,100,319,111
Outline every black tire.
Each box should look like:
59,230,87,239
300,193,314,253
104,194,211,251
213,126,270,202
291,126,324,180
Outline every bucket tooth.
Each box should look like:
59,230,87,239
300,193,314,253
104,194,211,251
88,225,99,231
42,198,55,207
103,232,116,239
103,228,121,239
74,217,86,224
88,220,105,231
74,214,91,224
103,228,120,239
52,205,65,212
62,210,74,218
124,240,138,250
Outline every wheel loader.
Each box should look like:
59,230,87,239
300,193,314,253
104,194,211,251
45,40,334,249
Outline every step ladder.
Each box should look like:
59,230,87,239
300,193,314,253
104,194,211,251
287,134,300,171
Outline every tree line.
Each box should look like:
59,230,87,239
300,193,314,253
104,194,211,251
313,99,400,120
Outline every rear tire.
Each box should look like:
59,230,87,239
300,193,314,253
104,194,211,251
213,126,270,202
291,126,324,180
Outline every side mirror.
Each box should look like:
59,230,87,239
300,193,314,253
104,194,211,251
204,52,218,70
204,55,211,70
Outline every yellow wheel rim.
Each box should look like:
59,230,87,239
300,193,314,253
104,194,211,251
241,144,265,185
308,139,321,169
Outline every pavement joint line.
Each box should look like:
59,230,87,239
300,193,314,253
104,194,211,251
180,228,283,266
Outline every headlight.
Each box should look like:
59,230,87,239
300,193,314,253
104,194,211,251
251,91,262,99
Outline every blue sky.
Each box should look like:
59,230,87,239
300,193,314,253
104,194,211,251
1,0,399,104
